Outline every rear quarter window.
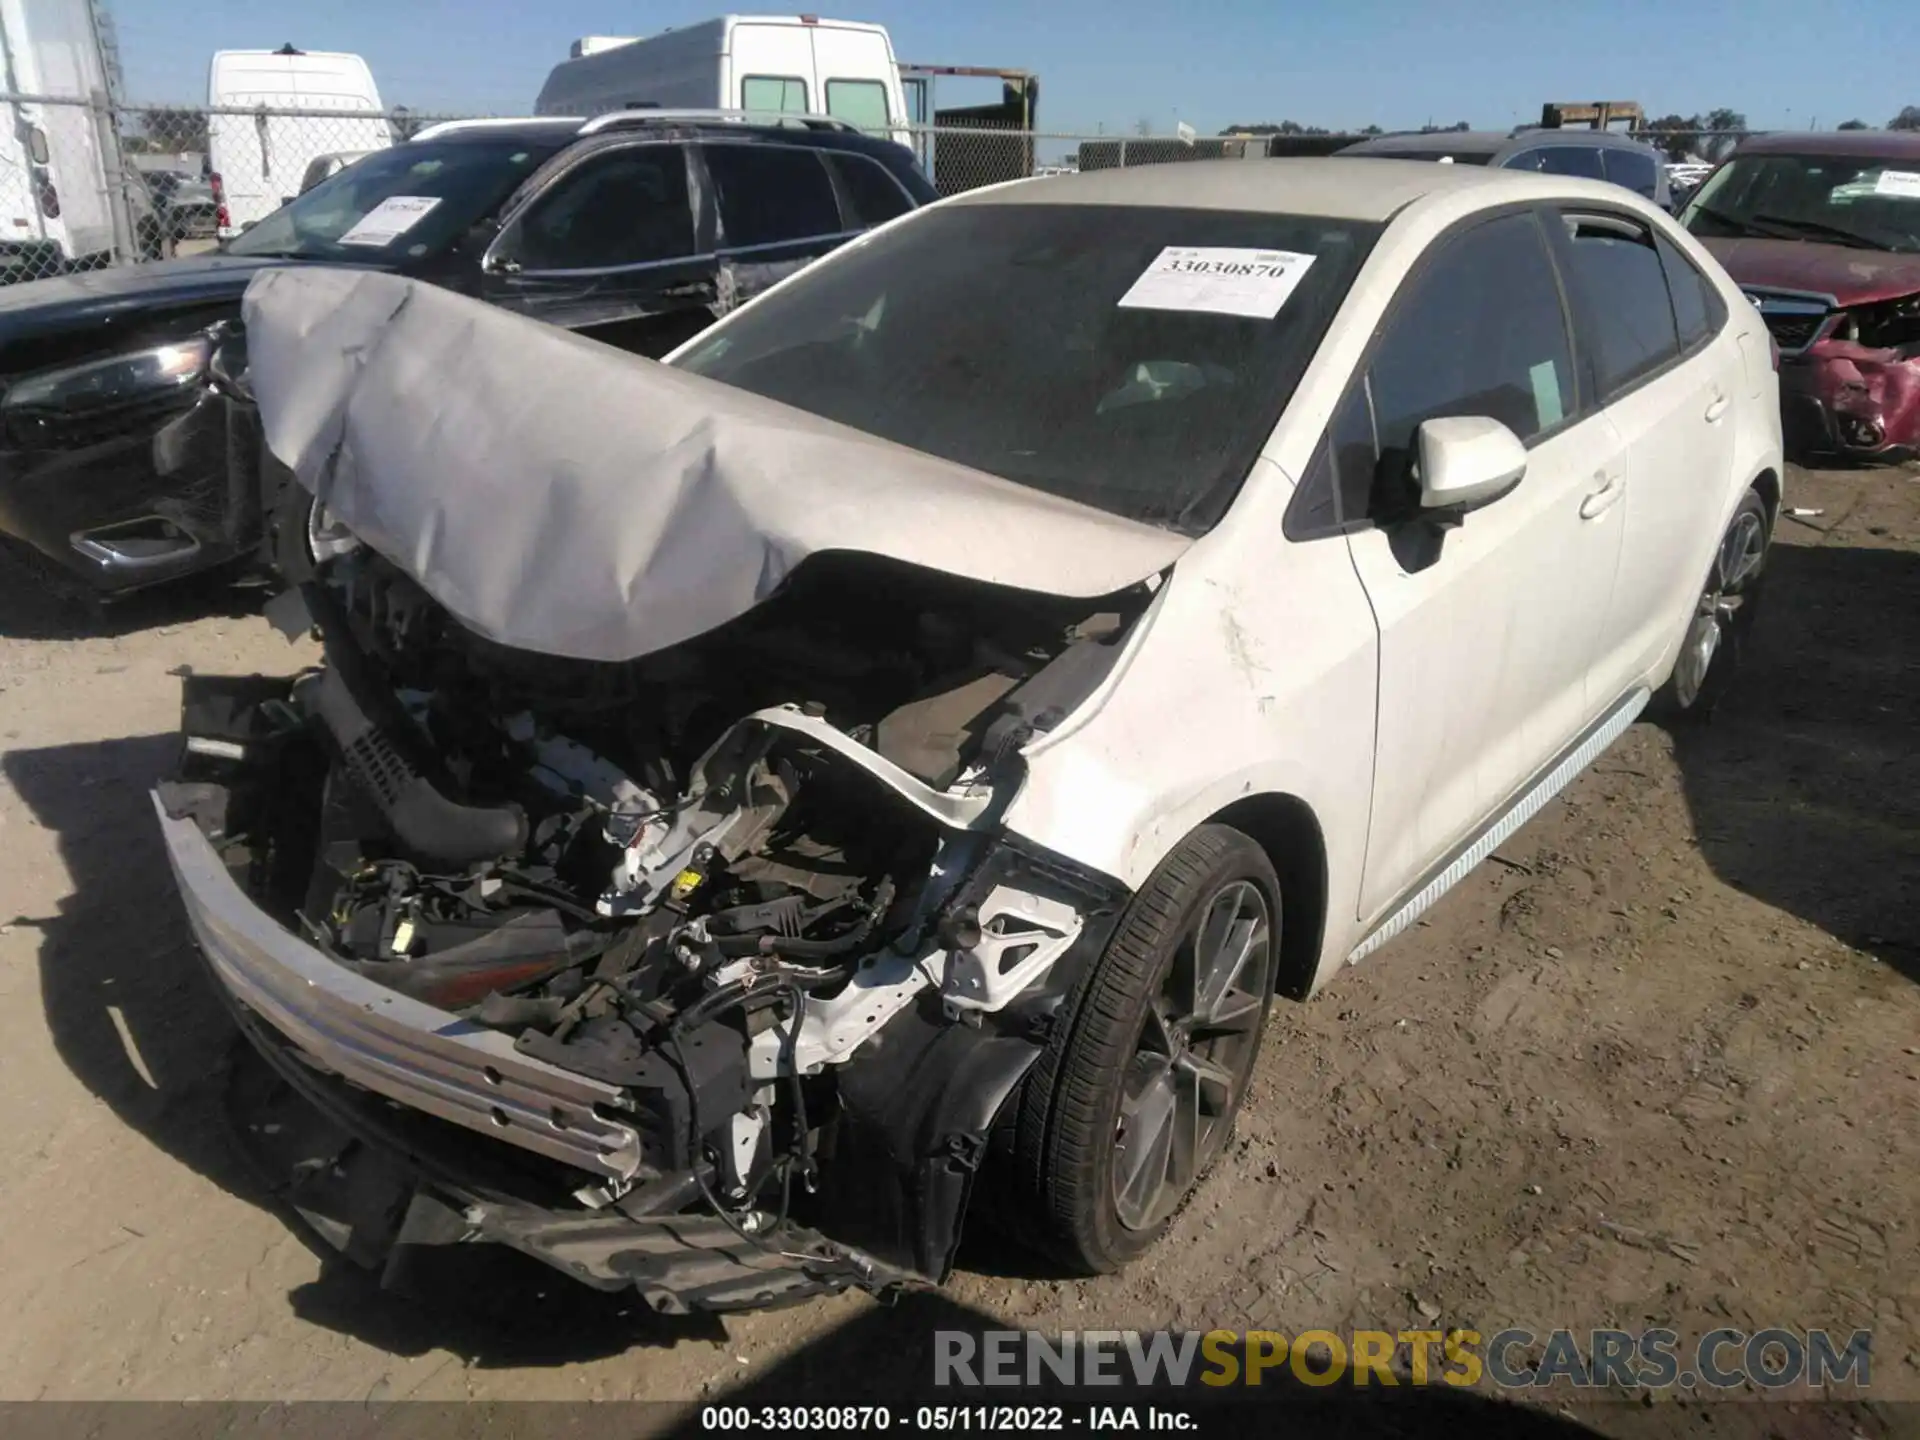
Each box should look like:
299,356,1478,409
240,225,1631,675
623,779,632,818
1603,148,1660,200
705,144,843,247
825,152,914,229
1655,232,1727,350
1507,146,1607,182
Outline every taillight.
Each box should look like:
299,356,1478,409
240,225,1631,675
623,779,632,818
1769,334,1780,372
31,167,59,219
210,172,230,230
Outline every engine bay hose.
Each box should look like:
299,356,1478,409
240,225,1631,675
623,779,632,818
300,583,528,867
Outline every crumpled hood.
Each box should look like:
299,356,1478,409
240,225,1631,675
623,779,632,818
243,267,1190,662
1700,236,1920,306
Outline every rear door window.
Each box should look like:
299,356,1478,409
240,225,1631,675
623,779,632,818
1557,212,1682,398
741,76,809,114
825,79,892,132
507,145,696,271
1602,147,1660,200
824,151,913,229
704,143,843,248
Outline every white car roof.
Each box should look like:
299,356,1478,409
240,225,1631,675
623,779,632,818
956,157,1609,223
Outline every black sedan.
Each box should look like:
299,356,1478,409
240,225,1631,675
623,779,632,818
0,114,932,595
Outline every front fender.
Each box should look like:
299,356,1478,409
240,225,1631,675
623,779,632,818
818,837,1127,1281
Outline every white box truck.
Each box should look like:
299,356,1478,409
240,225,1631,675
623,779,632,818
207,46,392,237
534,15,909,149
1,0,124,280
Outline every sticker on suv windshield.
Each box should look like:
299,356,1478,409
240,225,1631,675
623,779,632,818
1874,170,1920,199
1117,247,1318,319
338,195,444,247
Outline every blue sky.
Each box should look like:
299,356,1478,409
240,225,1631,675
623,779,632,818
106,0,1916,134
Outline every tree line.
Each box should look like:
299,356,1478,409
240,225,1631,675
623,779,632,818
1216,105,1920,161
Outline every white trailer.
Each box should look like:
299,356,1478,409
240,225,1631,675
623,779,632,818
207,46,392,237
0,0,123,279
534,15,909,149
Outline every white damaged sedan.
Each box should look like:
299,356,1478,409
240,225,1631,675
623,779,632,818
155,157,1782,1312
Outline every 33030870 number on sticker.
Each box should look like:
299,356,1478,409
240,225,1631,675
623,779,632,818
1117,246,1318,319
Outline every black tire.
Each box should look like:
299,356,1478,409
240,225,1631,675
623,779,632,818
266,477,358,588
265,477,318,588
1653,486,1771,721
1005,824,1280,1273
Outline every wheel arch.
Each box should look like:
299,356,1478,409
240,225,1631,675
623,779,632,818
1750,466,1782,528
1205,791,1328,1001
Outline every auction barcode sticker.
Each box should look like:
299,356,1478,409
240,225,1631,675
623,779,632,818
1117,246,1318,319
339,195,444,247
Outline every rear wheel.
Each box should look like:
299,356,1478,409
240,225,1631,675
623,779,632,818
1655,487,1770,719
1007,824,1278,1273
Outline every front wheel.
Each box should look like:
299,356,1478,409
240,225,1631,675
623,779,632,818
1006,824,1279,1273
1655,487,1771,719
267,478,358,587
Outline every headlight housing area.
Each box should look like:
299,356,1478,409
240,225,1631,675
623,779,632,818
2,337,213,415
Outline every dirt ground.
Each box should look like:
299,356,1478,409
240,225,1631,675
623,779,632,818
0,462,1915,1432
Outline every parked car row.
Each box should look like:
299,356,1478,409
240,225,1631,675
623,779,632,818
133,152,1783,1313
0,112,934,594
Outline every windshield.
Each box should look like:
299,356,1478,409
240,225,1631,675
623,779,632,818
225,139,563,264
674,203,1380,533
1682,152,1920,254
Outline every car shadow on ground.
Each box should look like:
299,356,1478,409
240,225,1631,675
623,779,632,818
1668,540,1920,984
664,1291,1614,1438
0,543,264,642
282,1231,727,1364
6,730,721,1365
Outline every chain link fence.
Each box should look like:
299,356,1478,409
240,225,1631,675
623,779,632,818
3,94,1795,288
3,94,465,285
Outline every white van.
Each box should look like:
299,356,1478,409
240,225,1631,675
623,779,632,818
1,0,123,279
206,47,393,237
534,16,909,149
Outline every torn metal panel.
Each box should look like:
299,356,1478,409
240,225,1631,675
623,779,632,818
1798,340,1920,455
240,266,1190,662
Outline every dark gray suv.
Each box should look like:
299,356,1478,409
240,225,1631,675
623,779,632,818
1337,129,1672,209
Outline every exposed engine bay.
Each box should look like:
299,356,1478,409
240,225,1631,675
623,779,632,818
169,544,1147,1291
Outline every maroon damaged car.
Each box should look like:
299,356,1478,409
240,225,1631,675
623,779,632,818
1680,131,1920,463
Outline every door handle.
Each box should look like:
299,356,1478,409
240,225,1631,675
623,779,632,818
1579,471,1624,520
1704,391,1730,423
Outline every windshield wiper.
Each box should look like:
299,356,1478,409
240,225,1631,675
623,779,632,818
1748,213,1881,249
1689,203,1775,240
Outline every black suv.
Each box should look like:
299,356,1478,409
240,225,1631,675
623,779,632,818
0,113,934,594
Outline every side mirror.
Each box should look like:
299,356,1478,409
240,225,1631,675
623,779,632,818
1416,415,1526,515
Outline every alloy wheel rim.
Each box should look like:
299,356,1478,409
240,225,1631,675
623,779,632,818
1673,509,1765,709
1111,879,1273,1232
